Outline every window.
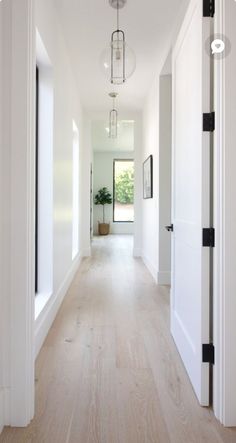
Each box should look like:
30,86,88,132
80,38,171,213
35,67,39,293
113,159,134,222
35,30,53,299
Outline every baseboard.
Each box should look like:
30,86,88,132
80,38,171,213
82,247,91,257
34,255,82,358
0,389,3,434
157,271,171,285
142,254,158,283
0,386,10,434
133,248,142,257
3,387,10,427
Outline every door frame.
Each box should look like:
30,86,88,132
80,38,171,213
213,0,236,427
1,0,35,428
10,0,35,426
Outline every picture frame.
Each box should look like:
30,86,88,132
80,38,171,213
143,155,153,199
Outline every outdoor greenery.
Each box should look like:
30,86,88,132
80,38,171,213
115,167,134,204
94,187,113,223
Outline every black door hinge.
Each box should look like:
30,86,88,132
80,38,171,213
203,0,215,17
202,228,215,247
203,112,215,132
202,344,215,364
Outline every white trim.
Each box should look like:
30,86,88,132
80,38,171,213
157,271,171,285
0,387,10,430
0,1,5,435
35,292,52,320
0,387,10,432
213,0,236,427
82,247,91,257
35,255,82,359
3,387,10,428
1,0,11,432
142,253,158,283
133,248,142,257
213,0,224,425
9,0,35,427
0,390,3,434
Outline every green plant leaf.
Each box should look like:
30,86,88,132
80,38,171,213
94,187,113,223
115,167,134,204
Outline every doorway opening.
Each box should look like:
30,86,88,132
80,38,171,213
158,53,172,286
91,119,135,250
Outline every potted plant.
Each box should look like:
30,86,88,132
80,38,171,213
94,187,113,235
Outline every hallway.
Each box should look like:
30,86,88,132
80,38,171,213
1,236,235,443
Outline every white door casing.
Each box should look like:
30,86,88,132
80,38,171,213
5,0,35,427
213,0,236,427
171,0,212,406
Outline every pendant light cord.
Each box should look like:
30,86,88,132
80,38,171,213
117,0,119,30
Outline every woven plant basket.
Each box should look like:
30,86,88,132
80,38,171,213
98,223,110,236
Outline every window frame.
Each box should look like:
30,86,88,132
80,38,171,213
35,66,39,293
113,158,134,223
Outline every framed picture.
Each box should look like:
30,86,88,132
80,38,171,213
143,155,153,199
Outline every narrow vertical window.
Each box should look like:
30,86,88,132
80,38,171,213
113,159,134,222
35,67,39,293
35,30,53,304
72,121,79,259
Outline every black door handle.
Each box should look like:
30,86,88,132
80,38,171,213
165,224,174,232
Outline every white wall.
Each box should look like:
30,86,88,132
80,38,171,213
141,0,189,283
142,78,160,281
80,114,92,257
158,75,172,284
34,0,86,355
133,115,143,257
142,61,173,285
93,151,134,235
36,0,83,291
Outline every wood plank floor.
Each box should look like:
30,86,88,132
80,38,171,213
1,235,236,443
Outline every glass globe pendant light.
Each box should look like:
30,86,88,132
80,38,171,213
100,0,136,84
109,92,118,139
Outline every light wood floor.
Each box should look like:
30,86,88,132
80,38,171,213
1,235,236,443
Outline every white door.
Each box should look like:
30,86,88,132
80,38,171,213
171,0,212,406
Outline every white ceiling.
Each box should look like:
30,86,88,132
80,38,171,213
56,0,187,112
92,120,134,152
